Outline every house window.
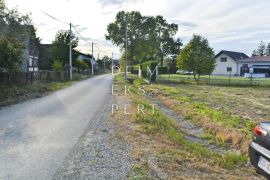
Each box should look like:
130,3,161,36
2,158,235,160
227,66,232,72
220,57,227,62
33,59,38,67
29,58,33,67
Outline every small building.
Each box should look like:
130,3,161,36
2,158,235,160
77,51,93,62
212,50,249,76
237,56,270,77
19,25,40,72
76,51,99,70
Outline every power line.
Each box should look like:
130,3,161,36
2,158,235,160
41,11,69,25
72,25,93,46
72,25,118,55
41,12,118,57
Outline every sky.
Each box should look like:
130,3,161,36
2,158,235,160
5,0,270,59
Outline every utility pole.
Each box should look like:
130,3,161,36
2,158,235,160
91,42,94,75
124,14,128,80
69,23,72,80
103,55,106,71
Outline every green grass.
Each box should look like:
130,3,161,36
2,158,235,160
157,74,270,87
47,81,73,91
128,163,152,180
131,95,248,169
0,81,74,106
153,84,256,138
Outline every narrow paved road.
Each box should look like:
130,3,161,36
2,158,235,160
0,74,113,180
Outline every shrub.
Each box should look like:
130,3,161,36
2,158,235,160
74,60,89,72
141,61,158,82
52,59,63,71
158,67,168,74
133,78,148,86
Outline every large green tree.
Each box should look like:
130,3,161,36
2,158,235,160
105,11,181,66
0,0,35,72
177,34,215,83
0,37,22,72
50,30,79,69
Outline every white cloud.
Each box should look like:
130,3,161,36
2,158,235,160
5,0,270,57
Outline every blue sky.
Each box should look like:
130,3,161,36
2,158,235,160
5,0,270,58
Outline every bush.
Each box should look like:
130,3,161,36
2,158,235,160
52,59,63,71
74,60,89,72
141,61,158,82
130,66,140,75
158,67,168,74
133,78,148,86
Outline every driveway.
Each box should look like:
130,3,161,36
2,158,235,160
0,74,113,180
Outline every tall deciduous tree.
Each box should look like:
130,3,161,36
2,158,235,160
0,0,35,72
177,34,215,83
105,11,181,65
50,30,79,68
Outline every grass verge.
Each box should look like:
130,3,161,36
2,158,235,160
147,84,256,154
131,95,247,169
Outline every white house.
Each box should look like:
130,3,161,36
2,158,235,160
212,50,249,76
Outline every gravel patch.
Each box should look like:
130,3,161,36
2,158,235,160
53,96,133,180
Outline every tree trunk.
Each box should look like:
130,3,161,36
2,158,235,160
193,73,198,82
193,73,200,84
160,50,164,67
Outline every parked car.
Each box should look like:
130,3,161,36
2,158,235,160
249,122,270,178
176,69,193,75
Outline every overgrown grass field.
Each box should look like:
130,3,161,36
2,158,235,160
157,74,270,86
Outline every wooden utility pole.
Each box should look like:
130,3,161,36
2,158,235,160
69,23,72,80
91,42,94,75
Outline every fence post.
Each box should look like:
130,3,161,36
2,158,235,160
25,73,27,85
47,71,49,82
8,73,10,87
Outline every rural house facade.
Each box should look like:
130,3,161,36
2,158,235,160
19,25,40,72
212,50,249,76
213,50,270,77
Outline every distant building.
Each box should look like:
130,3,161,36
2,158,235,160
213,50,270,77
19,25,40,72
212,50,249,76
112,59,120,68
77,51,93,62
237,56,270,77
76,51,99,70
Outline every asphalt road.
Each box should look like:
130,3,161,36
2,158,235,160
0,74,113,180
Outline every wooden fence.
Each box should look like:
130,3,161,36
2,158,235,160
0,71,69,87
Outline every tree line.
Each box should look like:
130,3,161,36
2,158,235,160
252,41,270,56
106,11,215,83
105,11,182,67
